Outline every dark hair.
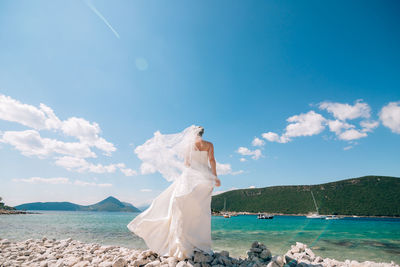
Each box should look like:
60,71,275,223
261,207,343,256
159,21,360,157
198,127,204,137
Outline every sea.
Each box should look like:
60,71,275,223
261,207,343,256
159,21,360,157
1,211,399,264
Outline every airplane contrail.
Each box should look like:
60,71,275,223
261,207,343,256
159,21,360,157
84,0,120,39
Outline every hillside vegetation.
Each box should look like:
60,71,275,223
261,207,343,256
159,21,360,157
211,176,400,217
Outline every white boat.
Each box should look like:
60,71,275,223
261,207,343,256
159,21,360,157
306,213,326,219
325,215,339,220
257,213,274,219
306,190,326,219
222,198,230,218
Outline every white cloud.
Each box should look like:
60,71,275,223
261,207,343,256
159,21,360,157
0,94,136,176
1,130,96,158
54,156,136,176
140,189,152,192
360,120,379,132
73,180,112,187
379,102,400,134
11,176,112,187
338,129,367,141
215,162,243,176
140,162,157,175
239,158,247,162
319,100,371,121
236,147,262,160
327,120,354,135
12,177,69,184
61,117,115,155
343,145,353,151
248,185,256,189
0,94,61,130
261,111,326,144
231,170,244,175
120,168,137,176
216,162,232,175
284,111,326,138
261,132,288,143
252,137,265,146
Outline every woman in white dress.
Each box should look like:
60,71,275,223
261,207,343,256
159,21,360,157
127,125,221,260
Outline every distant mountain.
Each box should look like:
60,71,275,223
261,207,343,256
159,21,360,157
211,176,400,217
15,196,141,212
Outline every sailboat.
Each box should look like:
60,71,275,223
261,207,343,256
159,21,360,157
222,198,230,218
306,190,326,219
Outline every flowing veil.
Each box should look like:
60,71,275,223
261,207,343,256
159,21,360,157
134,124,216,183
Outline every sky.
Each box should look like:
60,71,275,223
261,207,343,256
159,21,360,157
0,0,399,208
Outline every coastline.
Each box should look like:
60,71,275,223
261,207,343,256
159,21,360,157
0,209,40,215
211,211,400,219
0,237,398,267
2,209,399,219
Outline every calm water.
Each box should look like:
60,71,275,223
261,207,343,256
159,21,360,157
0,211,399,264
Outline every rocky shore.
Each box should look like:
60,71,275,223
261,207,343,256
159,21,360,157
0,237,398,267
0,209,41,215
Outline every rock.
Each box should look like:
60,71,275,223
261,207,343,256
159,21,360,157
251,241,260,248
63,256,80,266
98,261,113,267
271,255,284,267
73,261,90,267
284,255,297,267
193,251,213,263
219,250,229,258
166,257,178,267
176,261,188,267
112,257,126,267
267,261,280,267
145,260,161,267
250,247,263,253
259,249,272,260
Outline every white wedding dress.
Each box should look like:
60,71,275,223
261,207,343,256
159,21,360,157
127,146,216,260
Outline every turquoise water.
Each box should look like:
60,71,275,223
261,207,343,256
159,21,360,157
1,211,399,264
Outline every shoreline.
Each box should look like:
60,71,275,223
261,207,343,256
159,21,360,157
211,211,400,219
0,237,398,267
2,209,399,219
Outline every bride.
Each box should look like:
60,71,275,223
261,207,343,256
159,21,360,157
127,125,221,260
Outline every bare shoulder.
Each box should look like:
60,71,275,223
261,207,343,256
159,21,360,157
203,140,213,150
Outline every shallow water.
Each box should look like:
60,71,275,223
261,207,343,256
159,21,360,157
0,211,399,264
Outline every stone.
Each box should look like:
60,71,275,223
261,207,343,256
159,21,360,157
284,255,297,267
99,261,113,267
250,247,263,253
176,261,188,267
251,241,260,248
259,249,271,260
267,261,280,267
219,250,229,258
145,260,161,267
166,257,178,267
112,257,126,267
73,261,90,267
193,252,213,263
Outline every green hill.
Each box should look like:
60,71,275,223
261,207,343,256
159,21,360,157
15,196,141,212
211,176,400,217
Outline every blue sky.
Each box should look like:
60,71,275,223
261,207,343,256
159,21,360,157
0,0,399,207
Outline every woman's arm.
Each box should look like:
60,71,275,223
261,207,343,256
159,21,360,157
208,143,221,187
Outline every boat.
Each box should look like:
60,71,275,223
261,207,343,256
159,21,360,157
257,213,274,219
325,215,339,220
222,198,230,218
306,190,327,219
